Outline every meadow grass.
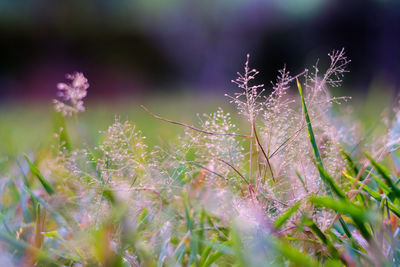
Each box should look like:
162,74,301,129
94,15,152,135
1,50,400,266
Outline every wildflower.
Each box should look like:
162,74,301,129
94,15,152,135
53,72,89,116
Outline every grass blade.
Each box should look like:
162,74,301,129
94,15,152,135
295,171,308,193
309,196,371,240
297,79,351,237
272,237,319,267
274,201,301,228
297,79,322,166
341,151,359,176
297,79,331,195
24,154,55,195
316,165,346,199
366,153,400,198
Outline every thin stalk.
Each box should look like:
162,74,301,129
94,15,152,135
216,158,257,202
252,122,275,182
249,124,254,185
141,105,251,139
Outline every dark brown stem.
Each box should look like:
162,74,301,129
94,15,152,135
252,123,275,182
216,157,257,197
217,158,250,185
141,105,252,139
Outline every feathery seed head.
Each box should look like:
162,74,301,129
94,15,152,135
53,72,89,116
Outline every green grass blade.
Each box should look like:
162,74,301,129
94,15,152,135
297,79,352,237
366,153,400,198
309,196,367,222
272,237,319,267
316,165,346,199
199,239,214,267
34,203,44,249
297,79,322,165
231,227,247,266
343,171,400,218
24,154,55,195
341,151,359,176
309,196,371,240
202,251,222,267
295,171,308,193
274,201,301,228
303,218,340,259
297,79,330,195
369,172,391,194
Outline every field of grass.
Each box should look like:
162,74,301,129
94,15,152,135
1,50,400,266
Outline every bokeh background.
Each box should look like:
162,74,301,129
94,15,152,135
1,0,400,156
1,0,400,102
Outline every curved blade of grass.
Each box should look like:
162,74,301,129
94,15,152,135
199,239,214,267
172,231,190,263
297,79,351,237
202,251,223,267
309,196,371,240
343,171,400,217
158,237,170,267
199,240,232,267
369,172,391,194
303,218,341,260
297,80,323,169
24,154,55,195
341,151,359,176
365,153,400,198
274,201,301,228
309,196,368,222
272,236,319,267
295,171,308,193
316,165,346,199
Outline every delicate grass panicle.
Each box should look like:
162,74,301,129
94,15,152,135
53,72,89,116
185,108,244,178
95,117,147,181
3,49,400,266
226,54,266,122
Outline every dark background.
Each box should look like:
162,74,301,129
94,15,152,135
0,0,399,101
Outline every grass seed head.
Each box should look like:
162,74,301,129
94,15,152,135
53,72,89,116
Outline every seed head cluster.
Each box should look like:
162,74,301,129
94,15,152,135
11,48,394,265
95,118,147,182
53,72,89,116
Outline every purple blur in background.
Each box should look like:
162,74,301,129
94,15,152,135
0,0,399,101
